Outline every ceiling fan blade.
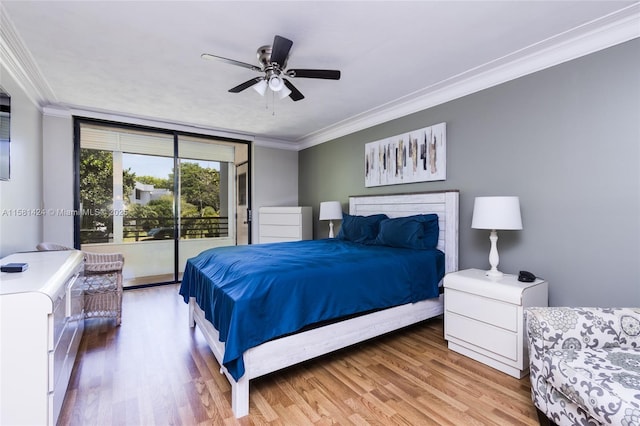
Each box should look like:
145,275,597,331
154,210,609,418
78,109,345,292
270,35,293,67
229,77,264,93
201,53,262,72
287,69,341,80
283,79,304,101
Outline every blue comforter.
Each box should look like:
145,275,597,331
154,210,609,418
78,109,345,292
179,239,444,380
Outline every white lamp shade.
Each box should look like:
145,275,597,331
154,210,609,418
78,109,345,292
252,79,268,96
278,85,292,99
472,196,522,230
319,201,342,220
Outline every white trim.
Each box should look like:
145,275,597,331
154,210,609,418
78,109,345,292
66,105,257,143
42,105,72,118
297,4,640,150
65,106,299,149
252,136,299,151
0,3,56,107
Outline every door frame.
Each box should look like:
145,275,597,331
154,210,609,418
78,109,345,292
73,117,252,287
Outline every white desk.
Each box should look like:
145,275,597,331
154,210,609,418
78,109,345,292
1,250,84,425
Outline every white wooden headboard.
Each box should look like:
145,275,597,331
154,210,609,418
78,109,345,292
349,190,459,274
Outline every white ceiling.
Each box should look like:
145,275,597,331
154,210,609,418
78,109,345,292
1,1,639,149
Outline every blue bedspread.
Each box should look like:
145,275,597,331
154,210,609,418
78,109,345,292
179,239,444,381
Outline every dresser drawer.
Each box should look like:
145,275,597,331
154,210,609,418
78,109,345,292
260,224,300,238
446,289,518,332
446,312,518,361
260,236,299,243
261,213,301,226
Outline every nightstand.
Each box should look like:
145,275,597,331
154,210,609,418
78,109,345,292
443,268,548,378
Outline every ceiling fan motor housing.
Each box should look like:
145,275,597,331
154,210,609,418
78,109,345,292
257,45,288,70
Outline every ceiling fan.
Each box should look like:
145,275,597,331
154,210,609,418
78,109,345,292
201,35,341,101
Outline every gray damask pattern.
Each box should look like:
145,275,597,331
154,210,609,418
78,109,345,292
526,307,640,425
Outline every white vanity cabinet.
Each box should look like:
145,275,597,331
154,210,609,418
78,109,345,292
259,206,313,243
0,250,84,425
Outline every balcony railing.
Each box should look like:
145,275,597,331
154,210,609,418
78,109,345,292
81,216,230,244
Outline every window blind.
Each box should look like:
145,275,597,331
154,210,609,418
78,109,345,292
80,125,235,163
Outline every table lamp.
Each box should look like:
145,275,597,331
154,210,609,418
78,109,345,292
319,201,342,238
471,196,522,278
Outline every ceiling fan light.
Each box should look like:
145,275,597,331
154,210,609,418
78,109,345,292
268,75,284,92
278,85,292,99
252,79,268,96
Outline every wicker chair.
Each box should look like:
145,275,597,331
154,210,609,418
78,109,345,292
36,243,124,326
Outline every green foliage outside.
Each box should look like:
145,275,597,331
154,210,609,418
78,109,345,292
79,149,136,235
80,150,224,242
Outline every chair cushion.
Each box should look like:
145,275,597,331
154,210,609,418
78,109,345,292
543,347,640,425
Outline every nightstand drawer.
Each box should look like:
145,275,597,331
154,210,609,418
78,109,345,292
446,312,518,361
446,289,518,332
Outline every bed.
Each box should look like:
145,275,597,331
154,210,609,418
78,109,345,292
180,190,459,417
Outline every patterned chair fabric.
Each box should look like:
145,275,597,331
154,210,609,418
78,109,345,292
525,307,640,426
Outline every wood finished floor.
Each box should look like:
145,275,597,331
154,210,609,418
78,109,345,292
59,284,539,425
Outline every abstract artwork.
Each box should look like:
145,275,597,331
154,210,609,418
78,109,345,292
365,122,446,187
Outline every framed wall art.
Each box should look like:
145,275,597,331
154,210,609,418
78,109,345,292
364,122,446,187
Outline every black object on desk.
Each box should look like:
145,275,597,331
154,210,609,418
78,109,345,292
1,262,29,272
518,270,536,283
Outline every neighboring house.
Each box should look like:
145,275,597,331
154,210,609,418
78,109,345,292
130,182,172,206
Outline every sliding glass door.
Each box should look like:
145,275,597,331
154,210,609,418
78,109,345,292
176,134,237,278
75,119,251,287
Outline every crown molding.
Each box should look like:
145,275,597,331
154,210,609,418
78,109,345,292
42,104,72,118
44,102,297,149
252,136,299,151
296,4,640,150
63,104,265,143
0,3,56,107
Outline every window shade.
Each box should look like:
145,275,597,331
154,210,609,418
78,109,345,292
81,126,174,157
178,139,234,163
80,125,235,163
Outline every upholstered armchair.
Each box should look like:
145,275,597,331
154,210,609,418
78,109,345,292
36,243,124,325
525,307,640,425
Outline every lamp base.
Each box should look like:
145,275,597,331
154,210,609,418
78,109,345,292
485,269,504,279
328,221,334,238
486,230,503,279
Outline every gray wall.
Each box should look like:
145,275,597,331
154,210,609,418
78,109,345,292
252,144,299,242
42,110,74,247
299,39,640,307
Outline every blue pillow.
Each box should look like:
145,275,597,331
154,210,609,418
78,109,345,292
336,213,388,244
375,214,439,249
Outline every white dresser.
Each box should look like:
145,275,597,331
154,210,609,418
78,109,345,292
259,206,313,243
443,268,548,378
0,250,85,425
